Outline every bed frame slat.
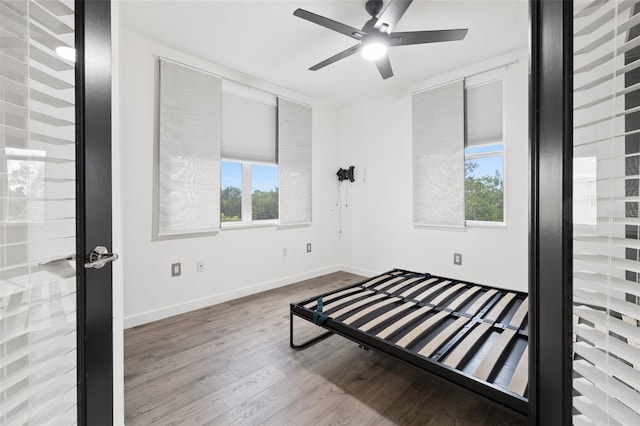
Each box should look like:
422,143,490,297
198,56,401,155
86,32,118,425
383,276,427,294
417,316,470,357
329,293,388,319
303,287,362,309
371,275,410,291
484,292,517,322
412,280,452,303
443,322,493,368
341,297,400,325
466,289,498,316
473,328,518,381
509,297,529,328
448,286,483,311
429,283,466,306
357,302,415,332
322,290,375,312
398,277,439,297
376,305,433,340
508,345,529,396
363,273,399,288
395,310,451,348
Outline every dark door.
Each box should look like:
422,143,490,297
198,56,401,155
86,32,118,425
77,1,114,424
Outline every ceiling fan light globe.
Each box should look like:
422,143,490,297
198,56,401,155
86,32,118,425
361,42,388,61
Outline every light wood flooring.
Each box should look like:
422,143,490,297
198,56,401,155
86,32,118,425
125,272,527,425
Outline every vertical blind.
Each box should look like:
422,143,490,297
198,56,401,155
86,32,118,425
573,1,640,425
412,80,465,227
158,58,221,235
1,0,78,424
278,97,312,225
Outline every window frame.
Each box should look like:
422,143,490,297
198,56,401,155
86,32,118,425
464,74,507,228
220,158,279,229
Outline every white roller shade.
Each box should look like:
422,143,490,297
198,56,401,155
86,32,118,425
221,80,277,163
158,58,221,235
278,97,312,225
465,80,503,147
412,80,465,227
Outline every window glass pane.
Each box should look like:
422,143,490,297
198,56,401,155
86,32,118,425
465,155,504,222
251,164,278,220
465,143,504,156
221,161,242,222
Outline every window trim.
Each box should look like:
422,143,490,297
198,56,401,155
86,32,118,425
220,158,279,228
464,74,507,228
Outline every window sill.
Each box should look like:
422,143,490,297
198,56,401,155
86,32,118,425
221,220,279,231
414,224,468,232
466,221,506,229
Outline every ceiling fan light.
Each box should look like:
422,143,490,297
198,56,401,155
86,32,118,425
361,42,388,61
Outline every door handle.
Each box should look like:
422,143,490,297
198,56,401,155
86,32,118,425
84,246,119,269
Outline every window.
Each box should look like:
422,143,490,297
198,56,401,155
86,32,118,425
220,161,242,222
220,80,278,226
464,143,504,223
251,164,278,221
464,79,504,225
220,160,278,224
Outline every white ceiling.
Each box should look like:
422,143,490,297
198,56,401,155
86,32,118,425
120,0,528,106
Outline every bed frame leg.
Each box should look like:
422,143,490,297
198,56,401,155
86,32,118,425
290,311,334,350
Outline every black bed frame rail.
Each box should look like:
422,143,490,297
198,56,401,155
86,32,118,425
289,269,528,416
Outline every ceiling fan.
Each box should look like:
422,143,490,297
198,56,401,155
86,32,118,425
293,0,468,80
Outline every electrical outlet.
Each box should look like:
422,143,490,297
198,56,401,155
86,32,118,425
306,243,312,253
197,261,204,272
282,248,288,257
171,262,181,277
453,253,462,266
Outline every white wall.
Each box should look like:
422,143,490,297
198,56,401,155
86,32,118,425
337,50,529,291
120,29,343,328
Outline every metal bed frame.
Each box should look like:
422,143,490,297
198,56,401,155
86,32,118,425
290,268,528,415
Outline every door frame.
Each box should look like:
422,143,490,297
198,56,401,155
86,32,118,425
71,0,577,423
76,1,113,424
529,0,573,424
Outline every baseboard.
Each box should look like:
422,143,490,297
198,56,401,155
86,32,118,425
123,264,342,328
338,264,379,278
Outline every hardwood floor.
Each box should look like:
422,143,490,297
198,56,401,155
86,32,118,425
125,272,527,425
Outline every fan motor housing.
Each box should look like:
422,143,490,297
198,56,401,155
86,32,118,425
365,0,383,17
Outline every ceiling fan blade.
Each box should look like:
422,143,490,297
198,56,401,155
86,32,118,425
390,29,468,46
294,9,366,40
309,44,362,71
374,0,413,33
375,55,393,79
